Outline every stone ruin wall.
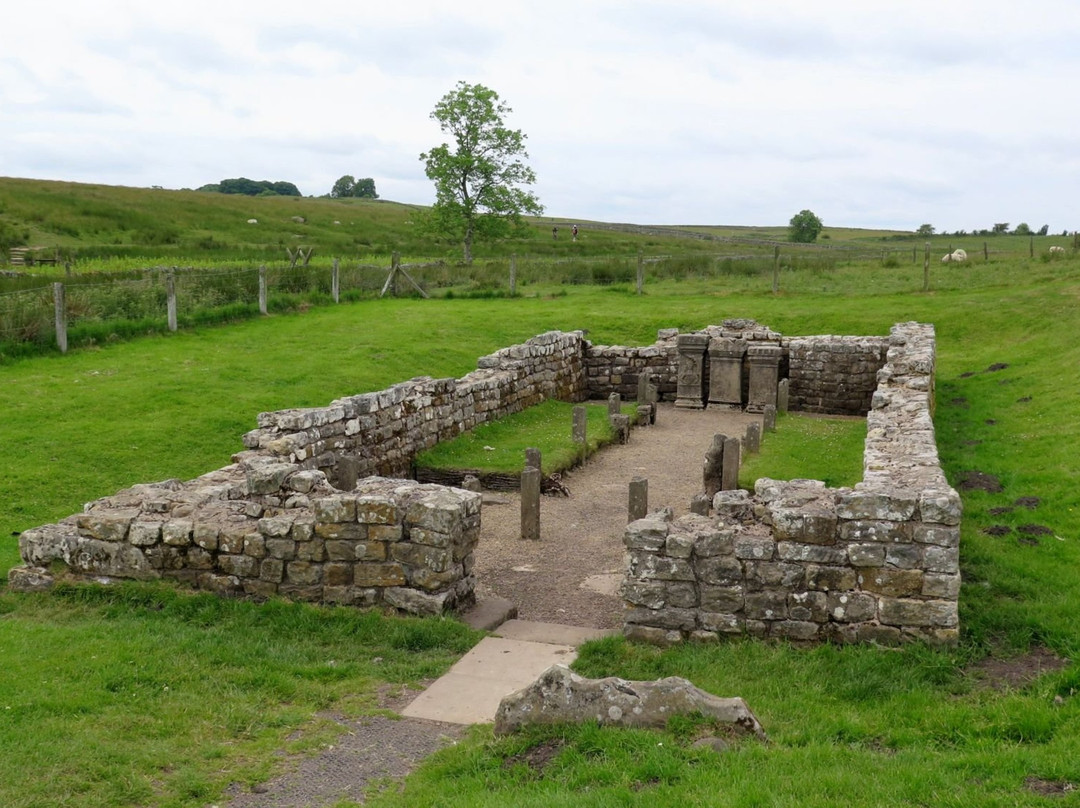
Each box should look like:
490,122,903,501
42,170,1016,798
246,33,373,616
13,320,958,642
622,322,962,646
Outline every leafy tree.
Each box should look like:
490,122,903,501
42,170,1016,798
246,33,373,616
420,81,543,263
916,223,935,237
331,175,379,199
199,178,301,197
1013,222,1032,236
1037,224,1049,236
788,209,824,243
992,222,1010,234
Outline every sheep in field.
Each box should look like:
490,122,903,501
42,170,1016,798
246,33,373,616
941,249,968,263
1049,245,1065,255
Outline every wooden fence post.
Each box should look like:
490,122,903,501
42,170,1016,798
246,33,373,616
259,266,267,315
53,282,67,354
772,245,780,294
166,268,177,332
984,241,989,261
510,254,517,296
1030,236,1034,258
923,241,930,292
332,257,340,303
636,248,644,295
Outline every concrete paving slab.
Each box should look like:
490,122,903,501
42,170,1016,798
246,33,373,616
459,597,517,632
493,619,617,646
401,636,575,724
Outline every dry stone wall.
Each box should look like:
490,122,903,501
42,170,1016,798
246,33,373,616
16,465,481,615
784,336,889,415
622,322,961,646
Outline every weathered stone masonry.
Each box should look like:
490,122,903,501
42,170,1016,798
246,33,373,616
621,322,961,646
13,320,957,642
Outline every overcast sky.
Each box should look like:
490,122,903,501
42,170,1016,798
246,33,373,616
3,1,1077,232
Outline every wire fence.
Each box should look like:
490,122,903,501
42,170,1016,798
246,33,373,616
0,244,952,357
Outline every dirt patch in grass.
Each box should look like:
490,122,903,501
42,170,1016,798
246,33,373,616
950,397,969,407
988,507,1014,516
1017,524,1054,536
503,737,566,773
966,647,1070,692
983,525,1012,536
1014,496,1041,509
956,470,1003,493
987,362,1010,372
1025,777,1076,797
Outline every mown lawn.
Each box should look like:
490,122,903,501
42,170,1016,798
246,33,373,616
3,254,1080,806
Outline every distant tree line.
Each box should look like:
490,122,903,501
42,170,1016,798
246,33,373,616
197,178,302,197
330,175,378,199
917,222,1064,238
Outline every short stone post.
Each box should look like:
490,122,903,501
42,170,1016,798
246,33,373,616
52,282,67,354
690,493,711,516
612,413,631,444
332,257,340,303
628,477,648,522
259,266,268,315
636,372,650,405
763,404,777,433
777,378,790,414
708,337,747,409
721,436,741,491
703,434,725,497
572,405,587,461
510,254,517,296
744,422,761,454
525,447,542,471
636,405,652,426
166,269,178,332
521,466,541,541
607,392,621,418
746,344,782,413
674,333,709,409
923,241,930,292
772,245,780,294
636,248,644,295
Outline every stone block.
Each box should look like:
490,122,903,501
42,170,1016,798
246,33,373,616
858,568,924,597
693,555,742,586
217,526,248,555
354,562,407,588
770,507,837,545
745,591,787,621
392,543,453,573
243,534,266,558
192,523,219,551
922,573,961,599
847,543,886,566
879,598,958,628
296,539,325,562
625,516,670,552
787,591,828,622
624,607,697,631
313,495,357,523
884,544,923,569
693,527,735,558
827,591,878,623
806,565,857,592
258,515,295,538
356,496,398,525
836,490,917,521
924,546,960,574
410,527,457,548
838,520,911,543
917,489,962,526
324,562,353,587
383,586,454,616
776,542,847,565
734,535,775,561
260,558,285,583
623,624,684,647
325,540,357,561
265,538,297,560
218,554,258,578
129,521,163,547
286,560,323,585
245,462,296,495
316,522,366,541
698,611,743,634
368,524,403,543
745,561,805,591
243,580,279,600
186,547,214,571
76,509,138,542
700,585,744,613
665,533,696,559
278,584,323,602
7,566,54,592
912,524,960,547
773,620,820,641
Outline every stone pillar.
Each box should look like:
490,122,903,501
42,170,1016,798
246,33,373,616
674,333,709,409
52,282,67,354
763,405,777,432
612,414,631,444
572,406,587,459
721,436,741,491
708,337,746,409
637,372,650,405
777,378,790,414
628,477,648,522
521,466,541,540
636,405,652,426
608,392,621,418
703,434,725,498
744,422,761,454
746,344,783,413
525,447,542,471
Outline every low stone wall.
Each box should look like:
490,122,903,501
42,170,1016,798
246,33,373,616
784,335,888,415
240,330,588,487
622,322,961,646
15,462,481,615
584,329,679,401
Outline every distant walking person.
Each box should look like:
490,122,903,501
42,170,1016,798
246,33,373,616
552,226,558,240
572,224,578,242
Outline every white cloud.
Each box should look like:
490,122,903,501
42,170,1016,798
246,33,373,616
1,0,1078,232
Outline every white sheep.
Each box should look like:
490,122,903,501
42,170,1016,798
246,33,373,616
247,218,258,224
941,249,967,263
1049,245,1065,255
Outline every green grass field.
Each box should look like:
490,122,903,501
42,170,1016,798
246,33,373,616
3,181,1080,806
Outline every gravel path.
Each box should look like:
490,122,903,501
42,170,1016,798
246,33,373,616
223,404,759,806
474,403,759,628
